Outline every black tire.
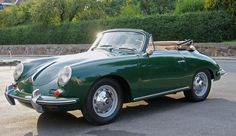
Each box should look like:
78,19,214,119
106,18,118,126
184,70,212,102
81,78,123,125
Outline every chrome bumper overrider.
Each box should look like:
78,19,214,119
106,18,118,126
4,84,79,113
217,68,226,76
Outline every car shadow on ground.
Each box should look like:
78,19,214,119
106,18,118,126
30,95,235,136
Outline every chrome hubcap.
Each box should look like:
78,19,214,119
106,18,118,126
193,72,208,97
93,85,118,117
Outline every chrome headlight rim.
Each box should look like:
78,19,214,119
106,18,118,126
14,63,24,81
58,66,72,87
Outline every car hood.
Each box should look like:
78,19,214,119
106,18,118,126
27,50,114,86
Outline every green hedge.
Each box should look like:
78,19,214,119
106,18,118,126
0,11,235,45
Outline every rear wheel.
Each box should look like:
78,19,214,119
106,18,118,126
81,78,123,125
184,70,211,102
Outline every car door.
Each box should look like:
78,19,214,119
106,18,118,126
136,50,189,99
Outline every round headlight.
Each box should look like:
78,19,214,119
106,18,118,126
58,66,72,87
13,63,24,81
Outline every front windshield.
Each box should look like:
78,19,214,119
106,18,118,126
93,31,145,52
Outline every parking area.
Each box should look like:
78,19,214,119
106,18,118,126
0,59,236,136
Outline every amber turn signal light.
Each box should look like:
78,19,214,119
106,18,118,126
53,89,63,97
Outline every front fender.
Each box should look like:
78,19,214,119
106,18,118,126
62,56,140,107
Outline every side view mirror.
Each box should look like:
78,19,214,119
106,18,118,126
143,50,153,57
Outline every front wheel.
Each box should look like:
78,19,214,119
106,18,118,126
81,78,123,125
184,70,211,102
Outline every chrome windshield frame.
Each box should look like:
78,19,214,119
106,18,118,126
89,30,148,53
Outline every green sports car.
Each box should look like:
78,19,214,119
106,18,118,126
5,29,225,125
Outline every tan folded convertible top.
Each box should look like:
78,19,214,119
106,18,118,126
153,40,195,51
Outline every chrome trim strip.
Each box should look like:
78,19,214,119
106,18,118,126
31,61,56,81
133,86,190,101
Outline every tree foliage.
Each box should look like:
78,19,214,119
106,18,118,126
140,0,176,14
30,0,88,24
103,0,124,17
119,0,141,17
0,0,235,33
205,0,236,17
0,3,31,27
73,0,107,21
0,0,178,27
175,0,205,13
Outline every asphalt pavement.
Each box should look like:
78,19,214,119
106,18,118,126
0,59,236,136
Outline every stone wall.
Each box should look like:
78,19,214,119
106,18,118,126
0,43,235,57
194,43,236,57
0,44,90,56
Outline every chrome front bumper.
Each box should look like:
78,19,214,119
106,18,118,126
5,84,79,113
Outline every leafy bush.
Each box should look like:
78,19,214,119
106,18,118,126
175,0,205,13
0,11,235,45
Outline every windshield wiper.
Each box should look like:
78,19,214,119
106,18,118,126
117,47,136,51
93,44,112,50
94,44,113,52
99,44,113,48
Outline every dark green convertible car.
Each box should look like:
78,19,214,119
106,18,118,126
5,29,225,125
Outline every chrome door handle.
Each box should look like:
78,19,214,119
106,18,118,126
178,60,186,64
